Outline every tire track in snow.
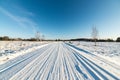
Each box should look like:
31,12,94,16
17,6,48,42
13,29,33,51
12,44,52,80
64,44,109,79
63,43,95,80
67,43,120,70
0,44,51,80
0,42,120,80
66,43,120,80
10,43,58,80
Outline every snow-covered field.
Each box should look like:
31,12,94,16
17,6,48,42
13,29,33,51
0,41,48,64
71,41,120,66
0,41,120,80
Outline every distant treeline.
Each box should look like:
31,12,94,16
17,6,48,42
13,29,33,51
0,36,120,42
0,36,37,41
69,38,120,42
0,36,54,41
54,38,120,42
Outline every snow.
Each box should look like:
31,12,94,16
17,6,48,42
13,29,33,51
71,41,120,66
0,41,48,64
0,41,120,80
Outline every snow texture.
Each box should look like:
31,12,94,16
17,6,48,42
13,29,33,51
0,42,120,80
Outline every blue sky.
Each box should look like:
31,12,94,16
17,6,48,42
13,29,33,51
0,0,120,39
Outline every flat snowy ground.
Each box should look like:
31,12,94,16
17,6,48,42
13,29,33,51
72,41,120,66
0,42,120,80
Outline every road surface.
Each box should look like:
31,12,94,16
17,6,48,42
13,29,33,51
0,42,120,80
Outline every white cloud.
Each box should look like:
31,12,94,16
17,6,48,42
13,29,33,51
0,7,38,33
13,5,35,16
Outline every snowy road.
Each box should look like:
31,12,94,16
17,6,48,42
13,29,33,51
0,42,120,80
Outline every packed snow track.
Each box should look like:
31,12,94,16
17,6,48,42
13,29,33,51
0,42,120,80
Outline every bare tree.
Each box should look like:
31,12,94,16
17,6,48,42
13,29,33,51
35,31,40,41
91,26,98,46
